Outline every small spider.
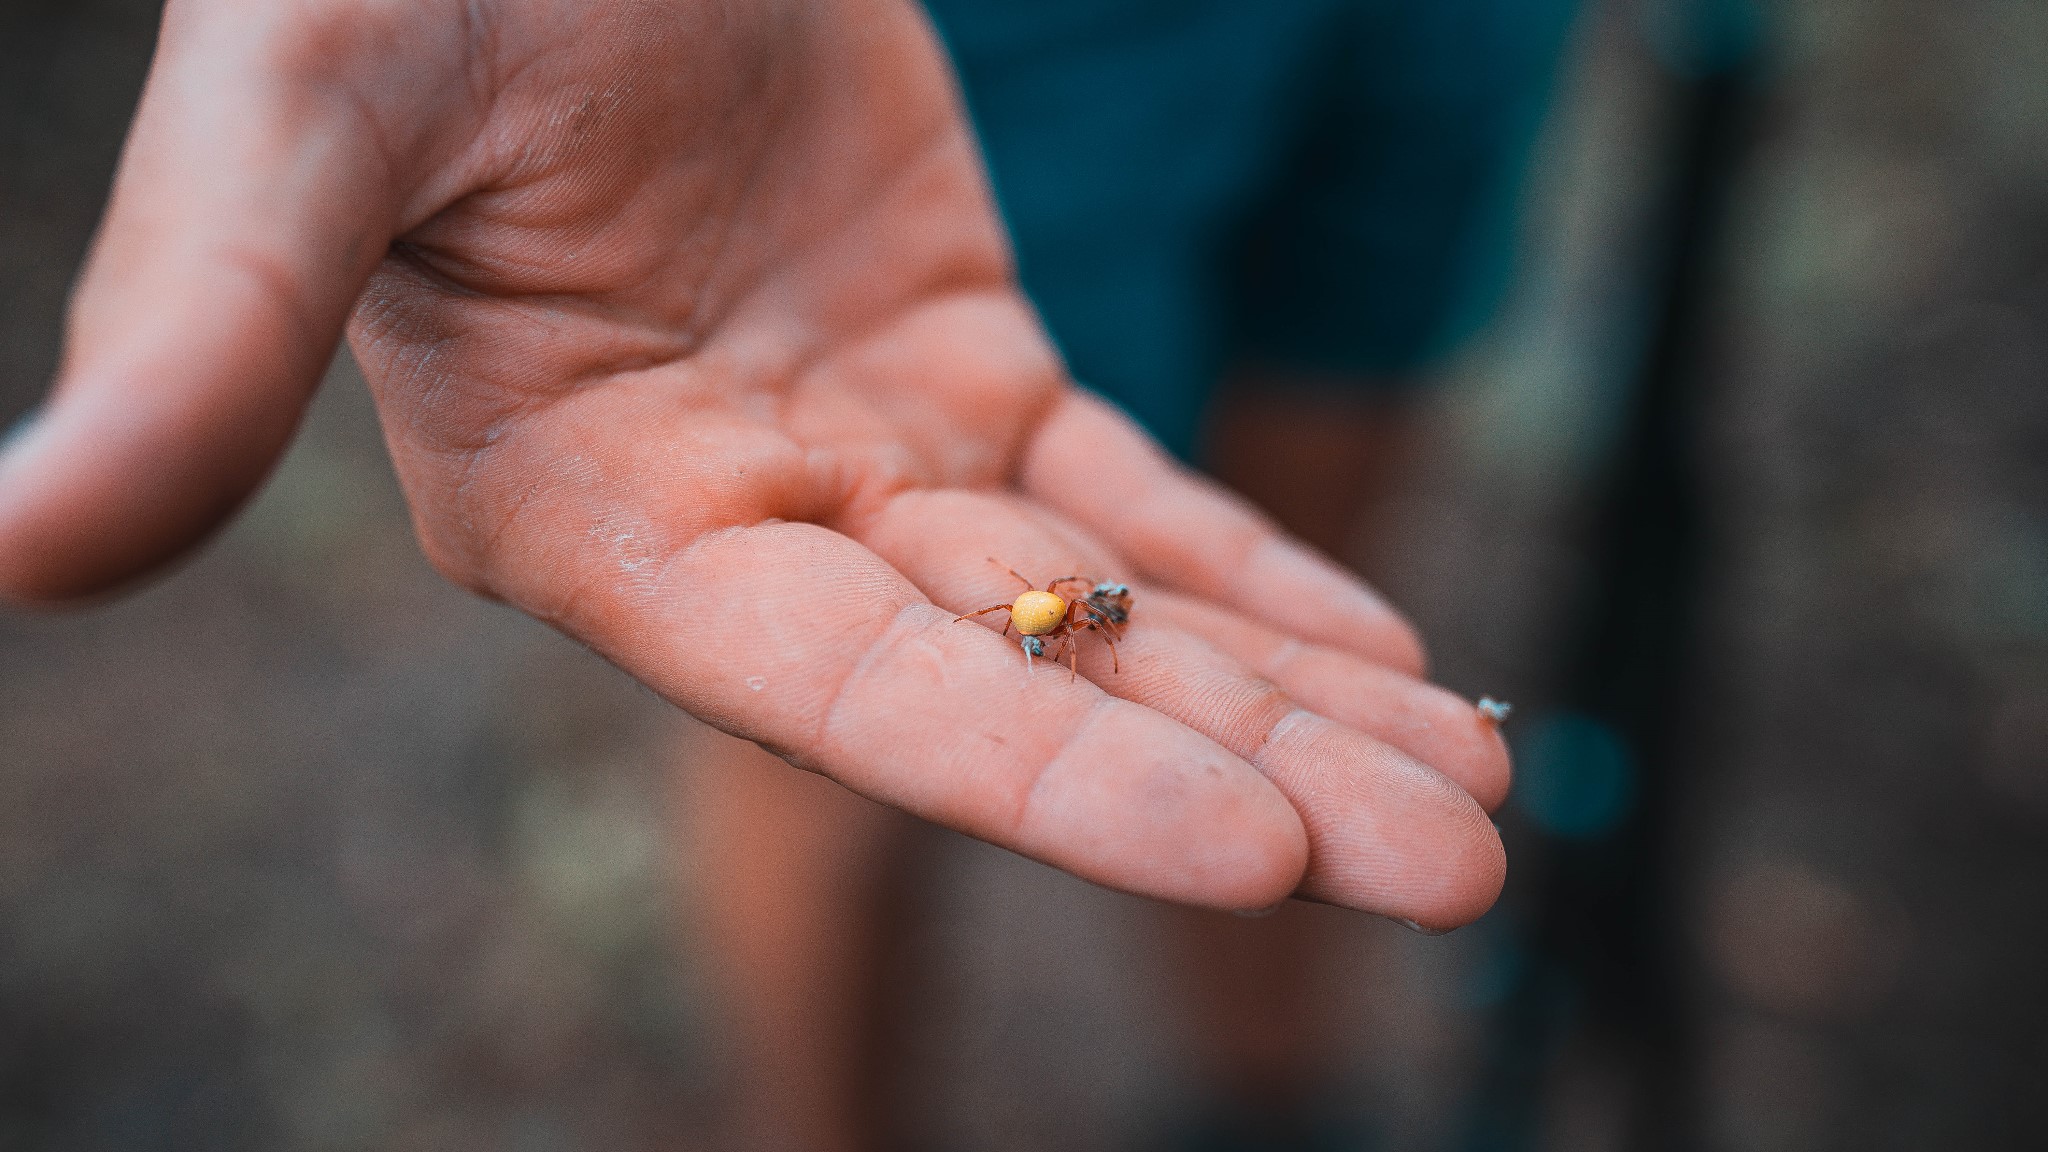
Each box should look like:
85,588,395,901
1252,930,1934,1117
1476,697,1513,724
954,560,1130,678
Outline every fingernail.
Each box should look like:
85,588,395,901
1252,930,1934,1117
1,406,40,452
1396,918,1454,936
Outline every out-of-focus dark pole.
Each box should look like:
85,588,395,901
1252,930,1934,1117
1463,2,1761,1149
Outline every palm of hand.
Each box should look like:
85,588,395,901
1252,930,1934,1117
0,0,1508,925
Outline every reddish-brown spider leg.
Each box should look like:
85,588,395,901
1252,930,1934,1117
1071,601,1125,654
1047,604,1078,681
1045,575,1092,595
1096,623,1120,673
986,559,1036,591
954,604,1013,625
1070,614,1120,675
1046,626,1082,682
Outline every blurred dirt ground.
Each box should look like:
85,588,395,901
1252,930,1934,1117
4,1,2047,1150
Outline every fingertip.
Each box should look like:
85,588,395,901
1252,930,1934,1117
1244,536,1427,676
0,416,62,605
1471,710,1515,814
1305,807,1505,931
0,408,114,606
1179,793,1309,913
1261,713,1504,926
1226,783,1313,911
1355,675,1513,813
1410,806,1508,930
1379,779,1506,930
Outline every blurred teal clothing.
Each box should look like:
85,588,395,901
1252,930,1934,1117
923,0,1580,457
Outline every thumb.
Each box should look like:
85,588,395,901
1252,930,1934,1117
0,2,443,604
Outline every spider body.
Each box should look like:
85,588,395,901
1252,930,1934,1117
1009,590,1070,636
954,562,1132,677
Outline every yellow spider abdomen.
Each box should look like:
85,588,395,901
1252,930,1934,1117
1011,590,1068,636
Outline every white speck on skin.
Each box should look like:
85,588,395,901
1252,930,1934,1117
746,677,766,692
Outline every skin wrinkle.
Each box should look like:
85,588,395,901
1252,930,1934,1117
748,127,1005,402
468,406,816,602
1211,675,1299,763
211,243,338,383
464,443,554,571
464,442,598,596
530,549,603,629
503,70,639,181
398,161,672,301
812,599,943,771
1089,622,1298,762
258,1,480,210
1256,709,1325,787
402,18,554,229
1013,694,1128,845
655,10,796,358
317,73,406,216
389,42,538,232
424,383,643,587
793,291,1053,499
361,295,630,501
632,509,830,641
1141,590,1506,808
377,246,712,412
457,0,498,117
813,446,924,536
383,60,784,431
413,21,769,322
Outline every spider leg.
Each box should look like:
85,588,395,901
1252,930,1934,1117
987,559,1036,591
1045,576,1093,595
1066,615,1119,675
1076,602,1124,644
1044,625,1078,682
1098,625,1120,674
954,604,1013,624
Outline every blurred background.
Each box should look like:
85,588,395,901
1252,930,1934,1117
3,0,2046,1149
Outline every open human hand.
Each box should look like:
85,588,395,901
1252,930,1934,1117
0,0,1507,926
